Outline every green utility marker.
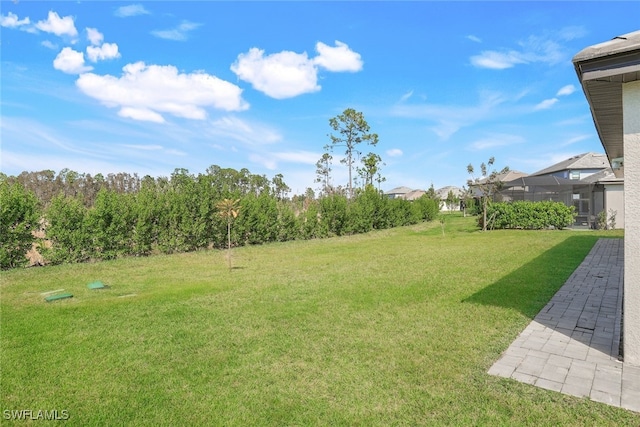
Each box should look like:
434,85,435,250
45,293,73,302
87,281,107,290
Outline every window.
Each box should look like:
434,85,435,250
570,170,580,180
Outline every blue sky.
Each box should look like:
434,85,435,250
2,1,639,194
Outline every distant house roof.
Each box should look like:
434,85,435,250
475,170,528,185
530,152,610,176
404,189,426,200
385,186,413,195
435,186,464,199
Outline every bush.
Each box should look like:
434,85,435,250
0,181,40,269
484,201,576,230
45,194,92,264
414,194,440,221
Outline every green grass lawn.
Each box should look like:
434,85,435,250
1,215,636,425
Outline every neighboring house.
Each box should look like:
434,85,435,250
384,186,426,201
404,189,426,201
501,153,625,228
573,30,640,366
435,186,464,211
384,186,413,199
469,170,528,202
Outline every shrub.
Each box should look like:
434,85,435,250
0,181,40,269
45,194,92,264
413,194,440,221
484,201,576,230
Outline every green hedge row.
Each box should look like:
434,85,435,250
482,201,576,230
1,179,441,269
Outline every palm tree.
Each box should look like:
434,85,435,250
216,198,240,270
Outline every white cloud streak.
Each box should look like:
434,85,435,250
391,90,507,140
470,28,581,70
534,98,558,110
556,84,576,96
208,116,281,146
151,20,201,41
468,133,525,151
115,4,150,18
470,50,528,70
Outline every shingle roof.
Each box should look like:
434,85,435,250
530,152,609,176
404,190,426,200
435,186,464,199
476,170,528,184
385,186,413,195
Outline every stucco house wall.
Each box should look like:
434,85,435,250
603,183,625,228
573,30,640,366
623,79,640,365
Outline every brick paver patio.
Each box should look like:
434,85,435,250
488,238,640,412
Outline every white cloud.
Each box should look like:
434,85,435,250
468,133,524,151
534,98,558,110
119,107,165,123
556,84,576,96
557,26,587,41
76,62,249,122
273,151,319,164
470,50,527,70
231,41,363,99
209,116,281,146
386,148,403,157
121,144,164,151
120,143,185,156
313,41,363,72
115,4,150,18
247,150,319,171
231,48,320,99
35,11,78,38
391,90,507,140
561,135,590,146
466,35,482,43
41,40,58,50
249,153,278,170
470,30,573,70
151,20,201,41
87,43,121,62
86,28,104,45
0,12,30,28
399,90,413,102
53,47,93,74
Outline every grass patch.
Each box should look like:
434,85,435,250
1,215,635,425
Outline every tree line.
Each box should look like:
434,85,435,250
0,167,441,269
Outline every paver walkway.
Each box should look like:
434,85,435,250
488,238,640,412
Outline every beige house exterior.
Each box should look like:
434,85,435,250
573,30,640,366
384,186,427,201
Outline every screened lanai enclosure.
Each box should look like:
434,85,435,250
499,172,623,228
